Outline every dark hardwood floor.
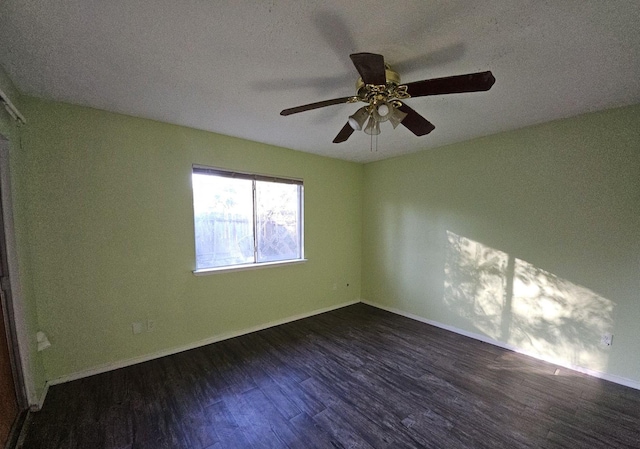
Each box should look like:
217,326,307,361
20,304,640,448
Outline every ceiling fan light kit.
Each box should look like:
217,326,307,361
364,116,381,136
389,107,408,129
376,103,390,117
280,52,495,145
348,106,369,131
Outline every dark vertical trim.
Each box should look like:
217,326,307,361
0,136,27,408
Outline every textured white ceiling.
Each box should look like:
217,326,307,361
1,1,639,163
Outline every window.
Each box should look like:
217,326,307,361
192,166,304,272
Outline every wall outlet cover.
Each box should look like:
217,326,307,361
132,322,144,335
601,333,613,346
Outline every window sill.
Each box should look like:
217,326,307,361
193,259,308,276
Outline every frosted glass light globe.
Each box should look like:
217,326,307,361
377,103,390,116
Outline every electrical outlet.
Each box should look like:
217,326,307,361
332,283,337,291
147,319,155,332
601,333,613,347
132,322,144,335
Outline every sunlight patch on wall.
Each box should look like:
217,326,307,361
444,231,614,372
444,232,508,339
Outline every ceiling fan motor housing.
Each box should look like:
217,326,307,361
355,66,403,102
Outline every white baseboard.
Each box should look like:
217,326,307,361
361,299,640,392
38,300,359,407
35,297,639,410
32,382,49,411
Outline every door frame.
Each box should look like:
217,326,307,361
0,134,33,408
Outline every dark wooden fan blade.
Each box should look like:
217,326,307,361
404,71,495,97
350,53,386,85
333,122,355,143
280,97,352,116
397,103,435,136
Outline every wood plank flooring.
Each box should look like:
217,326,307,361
20,304,640,448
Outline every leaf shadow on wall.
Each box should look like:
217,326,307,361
444,231,615,372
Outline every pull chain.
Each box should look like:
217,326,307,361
369,130,379,152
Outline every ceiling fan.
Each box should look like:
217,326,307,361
280,53,495,143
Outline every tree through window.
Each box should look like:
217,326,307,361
192,166,303,271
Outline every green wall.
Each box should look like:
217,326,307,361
6,76,640,399
0,67,47,401
363,104,640,383
16,97,363,381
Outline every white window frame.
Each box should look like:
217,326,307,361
191,165,305,275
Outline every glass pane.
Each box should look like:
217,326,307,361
192,173,254,269
255,181,301,263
